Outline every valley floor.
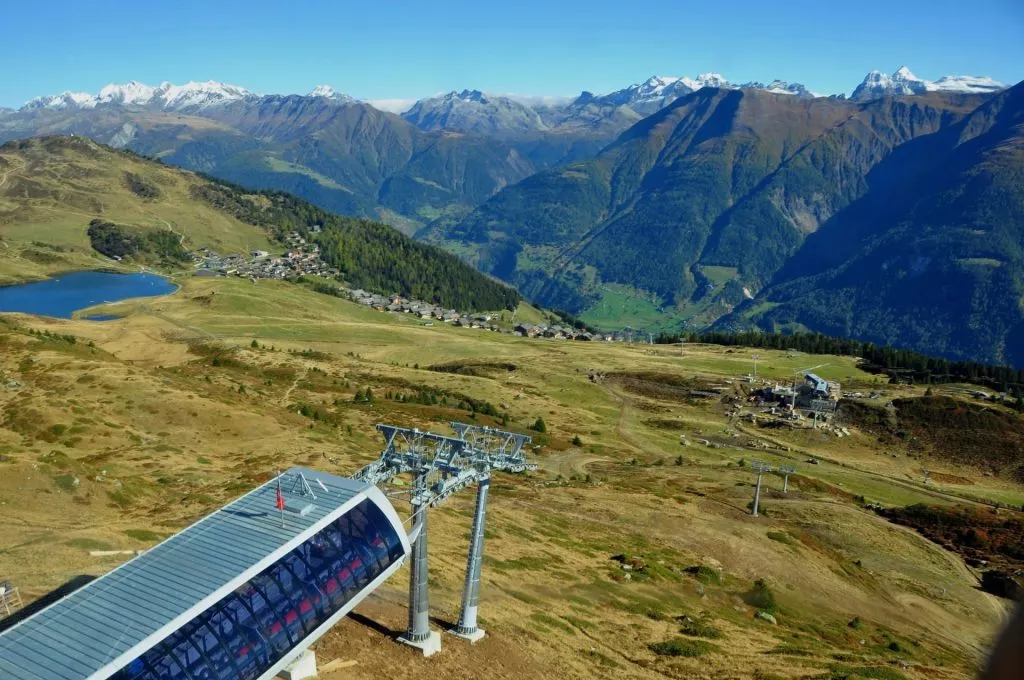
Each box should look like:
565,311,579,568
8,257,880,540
0,277,1017,679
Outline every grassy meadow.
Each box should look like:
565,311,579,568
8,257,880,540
0,275,1016,680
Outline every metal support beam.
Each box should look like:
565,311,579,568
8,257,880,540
750,460,772,517
398,470,440,656
752,470,764,517
452,476,490,642
778,465,795,495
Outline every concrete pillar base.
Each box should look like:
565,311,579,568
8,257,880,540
278,649,317,680
450,626,486,643
398,629,441,657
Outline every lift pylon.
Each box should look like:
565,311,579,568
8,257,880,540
397,466,440,656
348,423,536,653
750,459,773,517
448,424,533,642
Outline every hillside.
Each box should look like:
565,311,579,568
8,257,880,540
426,85,1024,363
0,136,519,310
840,395,1024,481
722,83,1024,366
0,273,1017,679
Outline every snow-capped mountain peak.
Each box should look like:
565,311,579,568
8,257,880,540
590,74,730,112
97,81,157,106
22,91,98,111
307,85,355,103
156,81,253,109
451,89,487,102
739,79,820,98
21,80,254,112
639,76,682,95
309,85,337,98
681,73,729,90
851,67,1006,101
893,65,920,81
929,74,1006,94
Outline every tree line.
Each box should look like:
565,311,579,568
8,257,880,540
190,179,521,312
657,330,1024,394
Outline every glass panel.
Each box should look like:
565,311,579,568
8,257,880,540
112,498,404,680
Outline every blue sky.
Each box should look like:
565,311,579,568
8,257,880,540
3,0,1022,109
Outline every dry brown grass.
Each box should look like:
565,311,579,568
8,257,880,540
0,279,1015,678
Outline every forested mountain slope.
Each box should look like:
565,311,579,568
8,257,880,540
424,85,1024,363
722,82,1024,365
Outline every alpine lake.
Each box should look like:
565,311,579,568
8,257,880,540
0,271,177,320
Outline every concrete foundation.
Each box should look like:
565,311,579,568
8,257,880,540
278,649,317,680
450,626,486,643
398,629,441,657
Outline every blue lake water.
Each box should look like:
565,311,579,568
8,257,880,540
0,272,177,319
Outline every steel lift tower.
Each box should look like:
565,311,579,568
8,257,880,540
352,426,471,656
778,465,796,493
750,459,773,517
351,423,538,653
448,423,534,642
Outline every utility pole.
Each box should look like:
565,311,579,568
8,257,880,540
751,460,773,517
753,353,760,381
453,475,490,642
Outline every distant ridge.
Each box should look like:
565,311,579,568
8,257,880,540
16,67,1009,115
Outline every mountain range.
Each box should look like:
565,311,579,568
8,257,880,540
850,66,1005,101
1,67,1020,364
425,82,1024,365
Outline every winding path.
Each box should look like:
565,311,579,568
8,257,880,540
0,156,21,190
280,367,309,407
143,211,186,248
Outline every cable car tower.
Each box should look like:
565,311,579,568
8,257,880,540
350,423,536,654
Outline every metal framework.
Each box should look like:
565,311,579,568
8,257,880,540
351,426,471,655
750,459,773,517
350,423,535,653
0,581,22,617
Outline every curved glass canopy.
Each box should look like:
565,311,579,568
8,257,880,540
111,498,403,680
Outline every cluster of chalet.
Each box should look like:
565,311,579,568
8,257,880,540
192,230,339,280
512,323,620,342
348,292,624,341
349,291,502,329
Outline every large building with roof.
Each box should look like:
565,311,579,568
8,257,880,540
0,468,410,680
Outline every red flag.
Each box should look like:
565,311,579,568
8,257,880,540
276,479,285,511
